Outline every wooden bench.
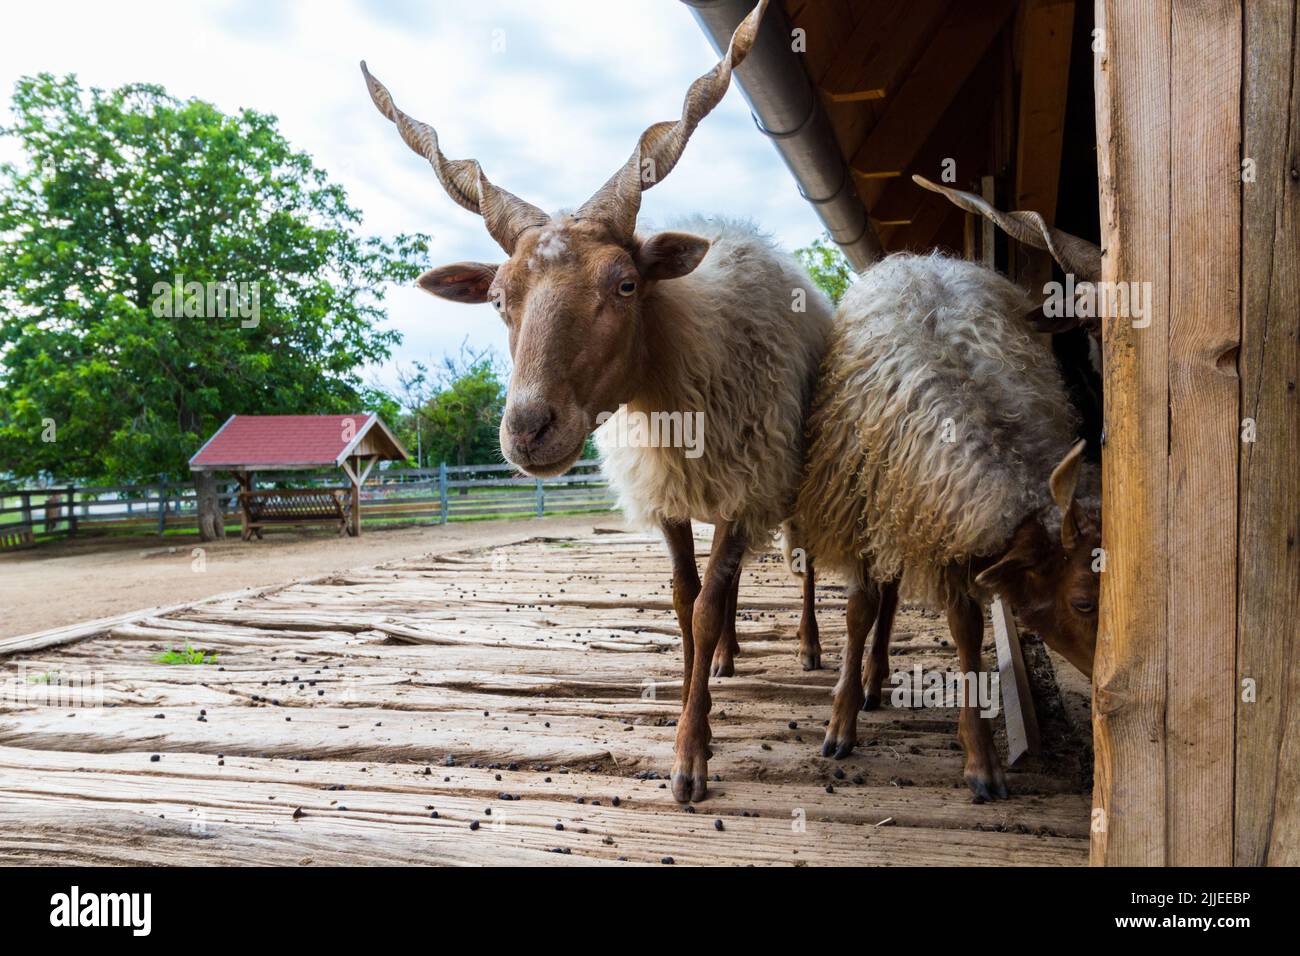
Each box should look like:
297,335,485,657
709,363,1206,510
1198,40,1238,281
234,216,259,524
238,488,353,540
0,525,35,552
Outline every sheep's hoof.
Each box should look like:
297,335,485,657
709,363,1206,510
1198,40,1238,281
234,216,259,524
670,748,711,802
821,693,861,759
964,764,1010,801
797,648,821,670
710,654,735,678
861,693,881,711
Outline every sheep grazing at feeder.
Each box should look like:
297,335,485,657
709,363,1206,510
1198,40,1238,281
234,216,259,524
793,252,1101,800
362,0,831,803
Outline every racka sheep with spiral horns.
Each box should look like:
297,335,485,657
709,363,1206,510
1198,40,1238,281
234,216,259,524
361,0,831,803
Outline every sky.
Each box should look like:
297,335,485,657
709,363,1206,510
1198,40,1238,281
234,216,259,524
0,0,825,393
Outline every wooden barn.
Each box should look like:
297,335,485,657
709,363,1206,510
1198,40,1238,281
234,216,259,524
688,0,1298,865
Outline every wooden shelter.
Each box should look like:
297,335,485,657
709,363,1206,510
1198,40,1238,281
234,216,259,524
691,0,1299,865
189,414,408,540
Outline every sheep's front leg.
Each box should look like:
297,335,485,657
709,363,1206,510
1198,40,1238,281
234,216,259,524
671,522,746,802
660,518,700,705
822,573,881,758
709,566,741,678
796,557,821,670
947,592,1008,800
862,577,900,710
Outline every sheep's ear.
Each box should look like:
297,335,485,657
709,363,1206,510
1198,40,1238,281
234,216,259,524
1049,440,1087,550
417,262,498,303
975,523,1043,593
637,232,710,281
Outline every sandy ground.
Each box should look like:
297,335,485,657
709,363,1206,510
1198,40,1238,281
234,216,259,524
0,515,622,639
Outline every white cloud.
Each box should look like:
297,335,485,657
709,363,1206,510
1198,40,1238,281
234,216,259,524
0,0,825,392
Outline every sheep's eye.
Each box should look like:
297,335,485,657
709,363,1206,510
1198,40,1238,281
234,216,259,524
617,279,637,297
1071,600,1096,614
492,295,504,312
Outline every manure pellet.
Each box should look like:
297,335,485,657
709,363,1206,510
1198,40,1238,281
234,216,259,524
833,768,845,780
150,755,160,762
660,857,674,865
611,796,621,807
555,823,564,831
430,811,438,818
470,820,480,831
825,784,835,794
714,819,724,831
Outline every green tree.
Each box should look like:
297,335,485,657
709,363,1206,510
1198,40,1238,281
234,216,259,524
420,348,507,468
0,74,428,482
795,233,855,305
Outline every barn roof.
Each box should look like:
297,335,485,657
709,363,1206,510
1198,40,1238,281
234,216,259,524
188,414,408,471
690,0,1091,266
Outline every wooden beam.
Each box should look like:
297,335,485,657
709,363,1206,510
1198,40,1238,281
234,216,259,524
1092,0,1242,867
820,0,950,102
850,0,1017,178
1235,0,1300,868
992,596,1041,764
1165,0,1240,869
1091,0,1172,867
1014,0,1075,218
1012,0,1075,292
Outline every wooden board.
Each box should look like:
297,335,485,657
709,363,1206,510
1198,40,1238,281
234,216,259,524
0,532,1090,866
1235,0,1300,868
1092,0,1245,867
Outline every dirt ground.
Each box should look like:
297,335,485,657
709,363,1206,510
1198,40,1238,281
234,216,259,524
0,516,619,639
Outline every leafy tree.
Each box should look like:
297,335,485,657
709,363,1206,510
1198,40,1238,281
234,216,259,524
419,348,507,468
795,233,855,305
0,74,428,483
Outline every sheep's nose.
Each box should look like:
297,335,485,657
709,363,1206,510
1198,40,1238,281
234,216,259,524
505,402,556,451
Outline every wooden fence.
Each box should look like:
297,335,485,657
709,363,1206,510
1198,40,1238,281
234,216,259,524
0,460,616,547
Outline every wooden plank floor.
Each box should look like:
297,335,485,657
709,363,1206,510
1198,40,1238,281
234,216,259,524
0,530,1091,866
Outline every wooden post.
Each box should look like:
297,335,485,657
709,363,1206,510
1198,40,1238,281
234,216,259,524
438,463,448,525
1092,0,1242,866
157,480,168,536
236,471,252,542
20,492,31,531
1234,0,1300,867
535,479,545,518
350,459,361,537
65,486,77,536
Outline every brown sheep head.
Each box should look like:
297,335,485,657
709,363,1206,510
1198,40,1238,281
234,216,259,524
359,1,769,476
976,441,1100,677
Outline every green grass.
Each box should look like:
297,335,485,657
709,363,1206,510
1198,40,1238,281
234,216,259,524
26,670,59,684
156,643,218,665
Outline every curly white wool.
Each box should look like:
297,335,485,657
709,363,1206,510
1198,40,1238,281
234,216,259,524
597,217,832,549
795,252,1079,604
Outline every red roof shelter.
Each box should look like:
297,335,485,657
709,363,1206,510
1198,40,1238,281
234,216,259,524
189,413,408,539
